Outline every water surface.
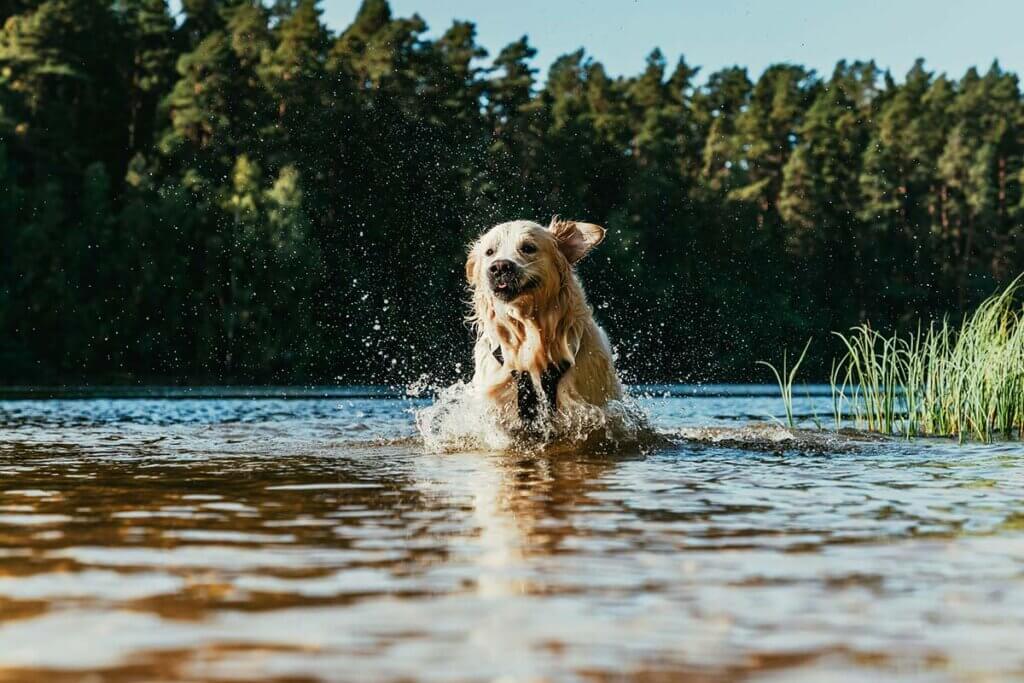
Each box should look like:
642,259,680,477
1,387,1023,682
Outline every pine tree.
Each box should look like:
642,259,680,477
0,0,127,176
121,0,178,152
728,65,819,232
331,0,390,69
434,20,487,115
485,35,542,208
178,0,224,48
860,61,947,312
260,0,329,152
162,30,237,154
162,5,272,169
779,66,871,326
623,49,693,273
694,67,751,193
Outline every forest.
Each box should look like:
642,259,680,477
2,0,1023,385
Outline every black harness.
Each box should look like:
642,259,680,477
492,346,571,422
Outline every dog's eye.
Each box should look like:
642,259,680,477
485,248,494,257
520,243,537,255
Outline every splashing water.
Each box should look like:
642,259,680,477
413,379,657,454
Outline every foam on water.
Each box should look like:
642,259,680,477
668,423,874,453
413,380,656,453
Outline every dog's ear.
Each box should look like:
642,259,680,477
465,249,478,285
549,217,606,264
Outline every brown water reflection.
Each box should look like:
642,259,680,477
1,395,1024,681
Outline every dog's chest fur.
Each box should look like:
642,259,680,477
489,300,573,373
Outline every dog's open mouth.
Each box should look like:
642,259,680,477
491,277,521,300
490,273,535,301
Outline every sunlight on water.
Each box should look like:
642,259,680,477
1,387,1023,681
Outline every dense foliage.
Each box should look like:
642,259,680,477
2,0,1022,384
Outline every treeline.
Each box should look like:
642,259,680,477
1,0,1022,385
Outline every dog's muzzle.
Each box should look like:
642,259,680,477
488,259,524,300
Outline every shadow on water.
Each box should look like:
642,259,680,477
1,390,1024,681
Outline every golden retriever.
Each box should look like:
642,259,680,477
464,217,622,431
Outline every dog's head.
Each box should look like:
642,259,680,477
465,217,606,303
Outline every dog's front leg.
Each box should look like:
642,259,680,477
512,362,569,428
511,361,568,425
540,360,572,412
512,370,541,423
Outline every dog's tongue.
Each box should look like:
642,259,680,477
497,282,508,289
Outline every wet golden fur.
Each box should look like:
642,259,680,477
465,218,622,425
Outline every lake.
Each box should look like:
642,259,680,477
1,386,1023,682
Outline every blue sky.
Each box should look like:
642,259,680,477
168,1,1024,82
322,0,1022,82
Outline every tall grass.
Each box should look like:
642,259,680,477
758,338,812,428
831,276,1024,442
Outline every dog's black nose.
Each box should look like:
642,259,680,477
489,260,516,276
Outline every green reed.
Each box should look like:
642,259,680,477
831,275,1024,442
758,338,812,428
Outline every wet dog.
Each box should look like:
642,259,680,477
464,217,622,431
